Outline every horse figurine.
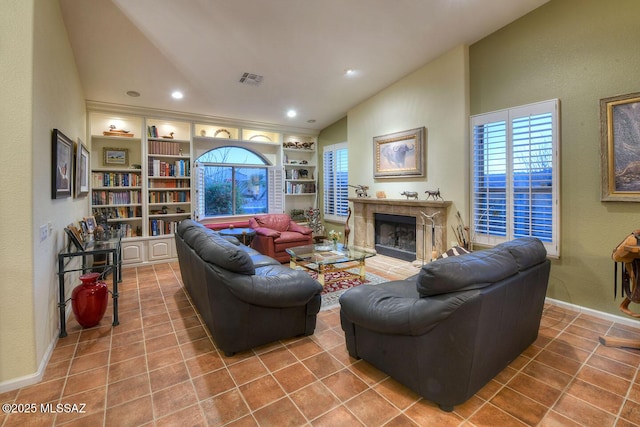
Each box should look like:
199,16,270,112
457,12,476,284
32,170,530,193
425,188,443,200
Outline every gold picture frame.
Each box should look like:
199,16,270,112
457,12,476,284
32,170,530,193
373,127,425,178
601,92,640,201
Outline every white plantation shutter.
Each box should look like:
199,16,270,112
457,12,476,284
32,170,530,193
268,167,284,213
323,143,348,222
471,99,559,257
193,161,204,221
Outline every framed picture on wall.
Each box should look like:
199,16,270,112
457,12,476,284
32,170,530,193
601,92,640,201
52,128,73,199
373,127,426,178
103,147,129,166
75,138,90,198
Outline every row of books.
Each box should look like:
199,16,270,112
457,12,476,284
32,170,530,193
118,223,140,238
148,191,191,203
96,206,142,219
148,179,189,188
148,158,191,177
148,140,183,156
92,190,142,206
285,182,316,194
149,219,183,236
92,172,141,188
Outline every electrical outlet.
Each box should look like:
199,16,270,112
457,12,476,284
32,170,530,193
40,224,48,242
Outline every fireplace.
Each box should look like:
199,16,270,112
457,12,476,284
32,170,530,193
374,213,416,261
349,197,451,262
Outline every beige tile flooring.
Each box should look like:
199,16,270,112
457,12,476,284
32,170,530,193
3,255,640,426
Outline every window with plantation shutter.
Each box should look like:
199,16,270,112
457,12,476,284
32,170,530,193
471,99,560,257
323,143,348,222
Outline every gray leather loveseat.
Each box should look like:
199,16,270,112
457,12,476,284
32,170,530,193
339,237,550,411
175,219,323,356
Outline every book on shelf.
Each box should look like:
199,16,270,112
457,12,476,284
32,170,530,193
148,190,191,203
149,218,185,236
148,140,182,155
148,158,190,177
148,179,189,188
92,172,141,188
285,182,316,194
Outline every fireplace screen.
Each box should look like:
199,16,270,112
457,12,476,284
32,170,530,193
374,213,416,261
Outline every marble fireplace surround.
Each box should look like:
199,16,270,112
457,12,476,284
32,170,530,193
349,197,452,262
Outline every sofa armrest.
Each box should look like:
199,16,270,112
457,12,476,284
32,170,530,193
339,283,478,336
288,221,312,235
252,227,281,238
225,265,322,308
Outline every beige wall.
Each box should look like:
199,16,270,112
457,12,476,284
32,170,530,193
1,0,86,388
469,0,640,316
346,45,469,248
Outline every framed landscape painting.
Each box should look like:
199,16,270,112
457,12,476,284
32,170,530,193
601,92,640,201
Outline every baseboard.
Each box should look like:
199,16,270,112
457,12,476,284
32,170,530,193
545,297,640,328
0,333,57,393
0,306,69,394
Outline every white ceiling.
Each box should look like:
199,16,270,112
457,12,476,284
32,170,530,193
59,0,548,131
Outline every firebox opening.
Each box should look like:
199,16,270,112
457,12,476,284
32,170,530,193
374,213,416,262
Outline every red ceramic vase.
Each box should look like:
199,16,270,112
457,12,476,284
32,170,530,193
72,272,108,328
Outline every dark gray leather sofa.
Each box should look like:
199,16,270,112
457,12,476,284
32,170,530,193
339,237,550,411
175,219,323,356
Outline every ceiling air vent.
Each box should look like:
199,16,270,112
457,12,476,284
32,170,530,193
239,72,264,86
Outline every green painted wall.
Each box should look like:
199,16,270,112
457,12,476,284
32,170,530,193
470,0,640,316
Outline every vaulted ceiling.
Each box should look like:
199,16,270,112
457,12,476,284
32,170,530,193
59,0,548,131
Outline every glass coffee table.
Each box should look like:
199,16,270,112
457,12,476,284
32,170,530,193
286,242,376,286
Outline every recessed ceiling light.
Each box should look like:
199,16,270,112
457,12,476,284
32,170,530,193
344,68,357,77
126,90,140,97
171,91,183,99
286,109,297,118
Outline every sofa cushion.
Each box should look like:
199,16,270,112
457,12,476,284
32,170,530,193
191,230,255,275
275,230,312,243
252,214,291,232
417,247,518,297
495,237,547,271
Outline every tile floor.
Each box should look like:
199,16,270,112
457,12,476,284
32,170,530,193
3,255,640,426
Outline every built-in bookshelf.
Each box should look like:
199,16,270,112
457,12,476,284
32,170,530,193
146,119,192,237
89,112,144,241
283,134,317,214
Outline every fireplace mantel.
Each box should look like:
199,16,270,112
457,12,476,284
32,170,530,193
349,197,452,262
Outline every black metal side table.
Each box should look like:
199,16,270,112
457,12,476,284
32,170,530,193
218,227,257,246
57,236,122,337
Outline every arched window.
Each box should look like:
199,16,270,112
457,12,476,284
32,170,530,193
195,146,270,218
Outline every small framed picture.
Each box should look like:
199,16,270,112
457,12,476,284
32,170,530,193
75,139,90,198
64,226,84,250
103,147,129,166
84,216,97,233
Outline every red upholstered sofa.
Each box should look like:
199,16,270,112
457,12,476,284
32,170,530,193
249,214,313,263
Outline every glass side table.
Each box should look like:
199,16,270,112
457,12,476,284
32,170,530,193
57,236,122,337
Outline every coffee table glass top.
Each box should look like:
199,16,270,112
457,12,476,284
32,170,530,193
286,242,376,269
